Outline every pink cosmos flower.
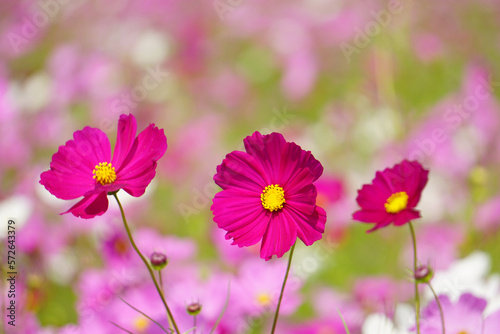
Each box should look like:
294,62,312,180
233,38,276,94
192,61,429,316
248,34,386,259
420,293,500,334
40,114,167,219
211,131,326,260
353,160,429,232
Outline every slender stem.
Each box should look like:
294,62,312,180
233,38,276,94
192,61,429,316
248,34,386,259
428,283,445,334
158,270,173,331
193,315,197,334
113,193,181,334
270,243,296,334
408,222,421,334
159,270,164,291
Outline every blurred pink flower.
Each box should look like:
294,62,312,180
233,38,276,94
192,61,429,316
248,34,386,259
278,320,348,334
134,228,197,262
211,131,326,260
420,293,500,334
315,175,349,243
211,226,259,266
402,224,464,270
314,175,344,208
311,288,364,332
475,195,500,232
412,33,443,63
167,272,235,333
232,258,302,316
353,160,429,232
40,114,167,218
281,51,317,100
354,276,412,314
403,64,500,176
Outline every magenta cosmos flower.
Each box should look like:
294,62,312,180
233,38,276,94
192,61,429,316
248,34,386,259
40,114,167,219
211,131,326,260
353,160,429,232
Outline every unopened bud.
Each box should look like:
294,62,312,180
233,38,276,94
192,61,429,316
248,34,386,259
150,252,168,270
187,302,202,316
414,264,433,284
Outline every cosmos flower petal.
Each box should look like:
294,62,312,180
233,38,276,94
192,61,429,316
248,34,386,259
214,151,269,191
63,191,109,219
39,126,111,200
40,114,167,218
243,132,285,182
212,131,326,260
282,167,315,196
228,210,270,248
422,295,451,318
393,210,421,226
356,184,389,210
284,205,326,246
212,189,262,227
459,293,487,312
366,215,394,233
115,123,167,197
353,160,429,231
212,189,268,247
407,167,430,207
285,172,317,215
353,209,388,223
372,170,397,194
111,114,138,170
278,140,323,186
260,212,298,260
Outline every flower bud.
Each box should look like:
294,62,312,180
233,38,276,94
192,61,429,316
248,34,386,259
414,264,433,284
150,252,168,270
187,302,202,316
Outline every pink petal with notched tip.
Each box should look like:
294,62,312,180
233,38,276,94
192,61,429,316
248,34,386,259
114,123,167,197
285,205,326,246
393,210,421,226
211,188,267,247
40,126,111,200
112,114,138,170
63,191,109,219
260,212,298,261
214,150,269,191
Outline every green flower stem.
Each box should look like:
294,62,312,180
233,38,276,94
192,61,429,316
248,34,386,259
158,270,174,331
428,282,445,334
270,242,296,334
113,193,180,334
409,222,421,334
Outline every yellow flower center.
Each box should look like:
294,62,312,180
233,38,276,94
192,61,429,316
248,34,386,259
134,316,149,332
457,332,469,334
256,292,272,306
92,162,116,185
384,191,409,213
261,184,285,212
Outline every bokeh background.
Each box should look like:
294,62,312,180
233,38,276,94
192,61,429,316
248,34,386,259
2,0,500,333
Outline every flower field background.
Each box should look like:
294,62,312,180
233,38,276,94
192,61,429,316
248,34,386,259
2,0,500,333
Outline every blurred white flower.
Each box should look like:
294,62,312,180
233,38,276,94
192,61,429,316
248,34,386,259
0,195,33,238
426,251,500,315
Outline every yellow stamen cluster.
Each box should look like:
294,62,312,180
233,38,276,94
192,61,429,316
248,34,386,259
256,293,272,306
134,316,149,332
92,162,116,185
384,191,409,213
261,184,285,212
